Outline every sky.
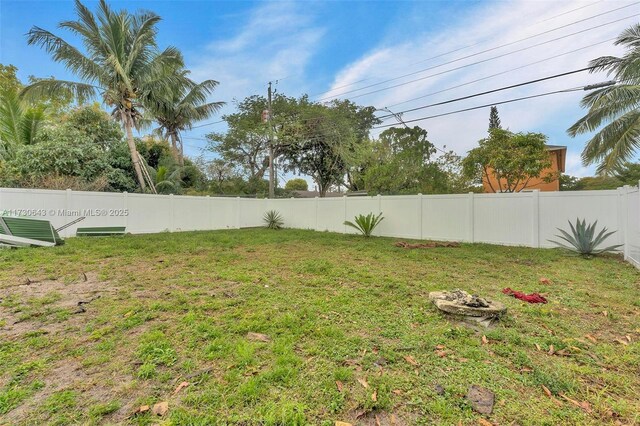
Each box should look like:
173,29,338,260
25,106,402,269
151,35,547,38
1,0,638,184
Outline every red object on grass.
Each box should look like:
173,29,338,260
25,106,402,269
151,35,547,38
502,288,548,304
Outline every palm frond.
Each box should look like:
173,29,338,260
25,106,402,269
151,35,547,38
21,79,99,105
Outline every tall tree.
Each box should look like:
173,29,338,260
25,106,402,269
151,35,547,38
463,128,552,193
488,105,501,131
363,126,450,194
568,23,640,174
22,0,184,190
149,73,224,165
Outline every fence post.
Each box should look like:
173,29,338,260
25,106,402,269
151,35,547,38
123,192,129,232
623,186,630,260
315,196,319,231
467,192,475,243
343,195,347,234
236,197,241,229
169,193,175,232
418,193,423,240
207,195,213,230
532,190,540,248
64,189,72,238
377,194,382,236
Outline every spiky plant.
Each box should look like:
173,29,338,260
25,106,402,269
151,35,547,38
263,210,283,230
344,212,384,237
550,218,622,257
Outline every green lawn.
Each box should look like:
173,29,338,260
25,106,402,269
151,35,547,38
0,229,639,425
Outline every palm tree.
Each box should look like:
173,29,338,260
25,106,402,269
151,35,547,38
0,88,46,160
22,0,184,190
568,24,640,174
149,74,224,165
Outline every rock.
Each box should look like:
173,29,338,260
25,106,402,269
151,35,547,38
466,385,494,415
428,290,506,327
434,383,445,395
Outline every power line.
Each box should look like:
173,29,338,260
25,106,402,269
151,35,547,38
376,65,605,120
312,0,607,97
373,82,614,130
317,10,639,101
191,119,225,129
385,37,616,109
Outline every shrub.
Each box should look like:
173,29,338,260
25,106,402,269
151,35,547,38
344,212,384,237
263,210,284,230
284,178,308,191
550,218,622,257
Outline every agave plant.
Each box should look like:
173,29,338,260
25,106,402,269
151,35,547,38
263,210,283,230
344,212,384,237
550,218,622,257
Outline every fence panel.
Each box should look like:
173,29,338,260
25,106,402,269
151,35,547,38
1,187,638,269
625,188,640,267
473,193,534,246
421,195,470,242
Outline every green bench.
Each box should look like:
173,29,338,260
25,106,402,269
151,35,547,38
76,226,127,236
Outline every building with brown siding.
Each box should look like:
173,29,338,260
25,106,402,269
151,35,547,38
483,145,566,192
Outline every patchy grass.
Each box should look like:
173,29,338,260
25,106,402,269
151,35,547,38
0,228,638,425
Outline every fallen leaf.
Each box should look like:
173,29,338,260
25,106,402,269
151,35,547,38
390,414,398,425
478,419,494,426
335,422,353,426
392,389,403,395
152,401,168,416
539,277,552,285
559,393,592,413
131,405,150,417
357,378,369,388
541,385,563,407
375,414,381,426
335,380,344,392
371,390,378,402
535,343,542,351
614,339,628,346
625,335,632,342
585,334,597,343
435,344,446,350
246,332,270,342
602,310,608,317
548,345,555,355
436,350,448,358
404,355,419,366
173,381,189,395
520,367,533,373
481,335,488,345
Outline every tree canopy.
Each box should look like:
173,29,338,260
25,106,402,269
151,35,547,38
463,128,552,193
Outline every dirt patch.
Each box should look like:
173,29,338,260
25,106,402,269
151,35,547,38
394,241,460,249
0,272,115,338
1,358,136,424
345,410,416,425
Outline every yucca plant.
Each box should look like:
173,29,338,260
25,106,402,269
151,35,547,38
263,210,284,230
344,212,384,237
550,218,622,257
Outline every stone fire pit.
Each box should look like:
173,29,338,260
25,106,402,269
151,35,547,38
429,289,506,327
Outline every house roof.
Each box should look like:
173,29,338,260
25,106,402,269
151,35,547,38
545,145,566,173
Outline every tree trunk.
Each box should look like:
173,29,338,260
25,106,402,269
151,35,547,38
171,132,184,166
122,110,146,191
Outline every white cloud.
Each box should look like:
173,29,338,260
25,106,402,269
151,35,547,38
181,1,325,158
322,0,635,175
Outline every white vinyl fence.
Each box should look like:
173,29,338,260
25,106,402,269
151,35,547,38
1,186,639,268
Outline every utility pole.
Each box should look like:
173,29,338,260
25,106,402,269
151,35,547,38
267,82,275,198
